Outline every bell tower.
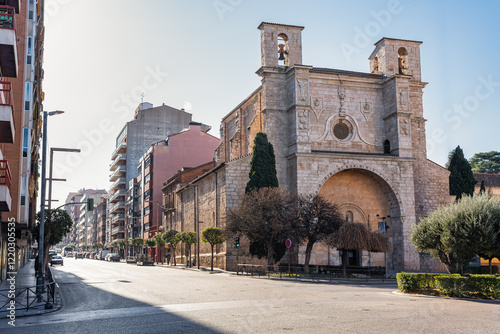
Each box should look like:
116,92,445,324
369,37,422,81
258,22,304,68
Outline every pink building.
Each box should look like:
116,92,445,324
136,122,220,241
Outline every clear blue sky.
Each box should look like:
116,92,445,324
42,0,500,205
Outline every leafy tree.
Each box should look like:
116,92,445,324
248,238,287,264
245,132,279,193
162,230,180,266
227,187,299,271
131,237,143,256
33,209,73,270
447,146,476,200
411,194,500,273
153,233,165,264
201,227,226,271
327,222,389,278
144,238,156,251
179,231,197,267
469,151,500,174
297,195,344,273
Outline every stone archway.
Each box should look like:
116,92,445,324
317,168,403,271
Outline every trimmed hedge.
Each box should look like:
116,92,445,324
397,273,500,299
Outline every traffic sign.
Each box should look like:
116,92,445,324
285,239,291,248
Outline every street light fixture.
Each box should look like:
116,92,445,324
37,110,65,299
47,147,81,209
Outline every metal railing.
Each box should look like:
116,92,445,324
0,160,12,190
0,81,13,106
0,280,56,313
0,6,15,30
236,264,389,281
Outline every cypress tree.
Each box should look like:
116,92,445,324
448,146,477,200
245,132,279,193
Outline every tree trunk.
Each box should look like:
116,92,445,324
211,244,214,271
489,258,492,275
342,249,348,278
267,241,274,272
304,240,315,274
188,245,191,267
173,247,177,266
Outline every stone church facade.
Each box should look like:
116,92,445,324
171,22,450,273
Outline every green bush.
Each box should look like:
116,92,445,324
398,272,500,299
396,273,439,292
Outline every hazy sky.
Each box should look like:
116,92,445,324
42,0,500,206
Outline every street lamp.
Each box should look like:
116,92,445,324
377,214,391,278
48,147,81,209
37,110,64,298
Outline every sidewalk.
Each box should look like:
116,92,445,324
0,259,61,318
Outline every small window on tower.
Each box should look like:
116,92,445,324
277,33,288,66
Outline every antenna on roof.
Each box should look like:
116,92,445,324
141,92,145,104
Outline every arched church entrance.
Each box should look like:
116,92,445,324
317,168,403,271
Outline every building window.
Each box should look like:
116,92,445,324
383,140,391,154
345,211,353,223
22,128,29,157
145,173,151,184
145,156,152,168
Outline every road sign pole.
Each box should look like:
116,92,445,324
285,238,291,277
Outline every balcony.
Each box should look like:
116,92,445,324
0,6,17,78
0,81,13,143
109,201,125,214
109,165,126,182
111,226,125,235
111,236,124,243
111,142,127,159
109,189,126,203
110,177,126,192
111,213,125,222
0,160,12,211
110,154,126,171
2,1,19,13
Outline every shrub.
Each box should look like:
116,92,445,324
398,272,500,299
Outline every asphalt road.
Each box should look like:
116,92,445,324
1,258,499,333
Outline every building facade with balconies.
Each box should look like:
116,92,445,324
0,0,45,282
108,102,209,244
136,123,220,241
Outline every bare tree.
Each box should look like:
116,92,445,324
298,194,343,273
227,187,299,271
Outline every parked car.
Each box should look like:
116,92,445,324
91,252,98,259
66,252,73,257
106,253,120,262
48,250,57,259
50,255,64,266
85,253,91,259
74,253,84,259
97,250,109,260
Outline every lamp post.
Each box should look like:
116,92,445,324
37,110,64,299
48,147,81,209
377,214,391,278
